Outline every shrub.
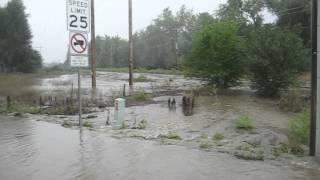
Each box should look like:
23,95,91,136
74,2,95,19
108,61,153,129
248,25,308,97
137,120,147,129
185,21,246,88
290,143,305,156
272,143,290,157
236,115,254,130
200,133,208,139
289,110,310,145
4,102,40,114
62,120,72,128
279,88,309,112
129,90,151,101
83,121,93,128
134,75,153,82
213,133,225,141
199,141,212,149
159,132,182,140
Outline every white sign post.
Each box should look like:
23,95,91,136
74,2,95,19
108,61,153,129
67,0,91,128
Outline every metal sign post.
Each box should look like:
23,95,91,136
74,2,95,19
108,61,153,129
78,67,82,127
67,0,91,128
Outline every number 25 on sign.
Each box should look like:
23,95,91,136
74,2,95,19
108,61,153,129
67,0,91,33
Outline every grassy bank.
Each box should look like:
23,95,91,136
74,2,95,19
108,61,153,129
0,73,37,97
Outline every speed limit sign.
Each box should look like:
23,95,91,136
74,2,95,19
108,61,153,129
67,0,91,33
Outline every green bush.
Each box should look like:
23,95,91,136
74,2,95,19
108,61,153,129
279,89,308,112
137,120,147,129
248,25,308,97
62,120,72,128
213,133,225,141
185,21,246,88
83,121,93,128
134,75,153,82
236,115,254,130
159,132,182,140
4,102,40,114
199,141,212,149
289,110,310,145
129,91,151,101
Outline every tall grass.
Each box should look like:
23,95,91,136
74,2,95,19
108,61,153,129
0,74,37,98
235,115,254,130
129,90,151,101
289,110,310,145
133,75,154,82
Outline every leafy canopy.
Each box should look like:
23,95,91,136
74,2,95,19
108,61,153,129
0,0,42,73
185,21,246,88
248,25,308,96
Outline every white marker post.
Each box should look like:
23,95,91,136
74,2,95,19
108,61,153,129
67,0,91,128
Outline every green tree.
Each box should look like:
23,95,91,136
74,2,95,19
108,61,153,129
185,21,246,88
132,6,197,69
176,6,197,64
217,0,265,37
265,0,310,45
0,0,42,72
248,25,308,96
0,6,7,71
218,0,265,24
94,35,128,68
217,0,246,23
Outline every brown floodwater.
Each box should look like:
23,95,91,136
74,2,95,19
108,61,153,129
1,72,320,179
0,116,319,180
33,72,204,97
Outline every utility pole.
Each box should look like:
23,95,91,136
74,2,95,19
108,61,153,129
110,43,114,66
91,0,97,89
174,29,179,68
128,0,134,87
311,0,320,158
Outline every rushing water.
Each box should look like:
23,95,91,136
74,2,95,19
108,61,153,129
0,116,319,180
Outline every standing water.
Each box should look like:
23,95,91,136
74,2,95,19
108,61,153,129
0,116,319,180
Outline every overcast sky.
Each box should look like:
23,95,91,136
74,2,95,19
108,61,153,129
0,0,273,64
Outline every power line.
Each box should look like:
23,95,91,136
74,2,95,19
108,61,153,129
147,41,171,50
277,9,308,17
272,5,306,15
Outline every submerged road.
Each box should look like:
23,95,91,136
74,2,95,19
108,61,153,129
0,116,319,180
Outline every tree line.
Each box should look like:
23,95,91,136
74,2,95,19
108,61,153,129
93,5,197,69
186,0,310,96
91,0,310,97
0,0,42,73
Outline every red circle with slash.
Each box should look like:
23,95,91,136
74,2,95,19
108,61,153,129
70,33,88,54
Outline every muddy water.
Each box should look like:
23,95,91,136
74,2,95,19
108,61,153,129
0,116,319,180
34,72,204,97
1,72,320,179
